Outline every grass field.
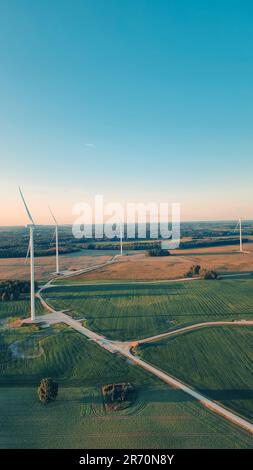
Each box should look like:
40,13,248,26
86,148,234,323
0,326,252,449
44,279,253,340
0,296,44,322
137,326,253,422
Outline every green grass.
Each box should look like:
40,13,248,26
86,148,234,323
0,325,155,386
0,327,252,449
137,326,253,422
44,279,253,340
0,296,44,322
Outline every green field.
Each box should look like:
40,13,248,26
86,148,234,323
44,279,253,340
1,280,253,448
137,326,253,422
0,296,44,322
0,326,252,448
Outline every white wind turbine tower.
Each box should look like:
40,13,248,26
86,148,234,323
19,187,36,321
234,218,248,253
239,218,243,253
49,206,59,274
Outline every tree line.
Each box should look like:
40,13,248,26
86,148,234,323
0,280,38,301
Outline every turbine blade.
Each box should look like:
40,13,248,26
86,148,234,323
49,227,56,246
233,220,239,233
24,240,30,265
48,205,58,225
19,187,35,225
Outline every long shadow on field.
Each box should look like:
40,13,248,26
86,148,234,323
199,389,253,401
47,284,185,293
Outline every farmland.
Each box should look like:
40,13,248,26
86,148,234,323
0,296,44,322
1,241,253,284
0,326,252,449
0,253,112,282
137,326,253,422
44,279,253,340
1,243,253,448
75,244,253,282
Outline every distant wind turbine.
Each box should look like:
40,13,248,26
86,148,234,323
117,218,123,256
49,206,59,274
19,187,36,321
239,218,243,253
234,218,249,253
120,220,123,256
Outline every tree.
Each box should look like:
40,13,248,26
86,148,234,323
193,264,201,275
148,246,170,257
185,264,201,278
38,378,58,404
201,269,218,280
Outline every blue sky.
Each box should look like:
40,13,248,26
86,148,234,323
0,0,253,224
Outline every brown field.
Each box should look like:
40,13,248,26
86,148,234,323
0,254,112,281
1,242,253,283
75,243,253,282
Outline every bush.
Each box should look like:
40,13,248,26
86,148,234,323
148,246,170,257
38,378,59,404
201,269,218,280
0,280,38,301
102,383,135,411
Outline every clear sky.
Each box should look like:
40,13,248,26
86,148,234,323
0,0,253,225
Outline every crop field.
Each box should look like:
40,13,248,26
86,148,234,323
137,326,253,422
44,279,253,340
0,254,111,281
0,326,252,449
0,296,44,322
76,245,253,282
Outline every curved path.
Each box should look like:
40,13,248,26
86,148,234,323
137,319,253,344
52,254,118,279
23,270,253,436
118,348,253,436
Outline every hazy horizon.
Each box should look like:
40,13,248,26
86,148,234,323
1,218,253,229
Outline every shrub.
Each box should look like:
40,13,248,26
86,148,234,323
38,378,59,404
201,269,218,280
148,246,170,257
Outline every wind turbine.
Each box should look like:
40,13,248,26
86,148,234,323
19,187,36,321
49,206,59,274
234,218,248,253
239,218,243,253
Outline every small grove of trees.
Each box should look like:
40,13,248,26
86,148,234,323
0,280,38,302
148,246,171,257
85,241,163,251
201,269,218,280
38,378,58,404
185,265,218,280
102,382,135,411
185,265,201,278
